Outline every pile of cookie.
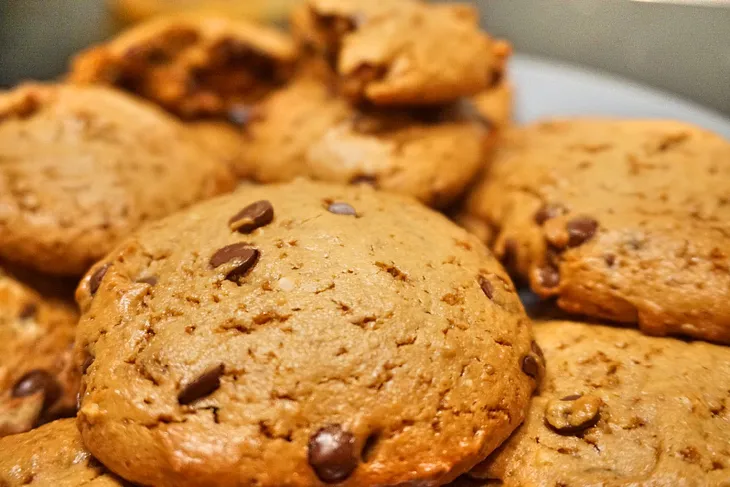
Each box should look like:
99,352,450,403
1,1,728,486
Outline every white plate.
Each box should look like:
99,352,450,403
511,54,730,139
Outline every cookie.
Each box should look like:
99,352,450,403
460,119,730,343
0,419,128,486
0,267,79,437
238,77,491,208
0,83,235,275
74,179,538,487
69,15,297,118
468,320,730,486
293,0,497,105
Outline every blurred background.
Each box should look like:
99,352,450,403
0,0,728,114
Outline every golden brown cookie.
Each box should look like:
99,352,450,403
468,320,730,486
0,419,128,486
0,267,79,437
75,179,538,487
460,119,730,343
238,77,491,208
69,15,297,118
0,83,235,275
292,0,497,105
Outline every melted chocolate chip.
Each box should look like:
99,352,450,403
12,370,62,409
229,200,274,233
327,202,357,216
210,244,260,281
545,394,602,436
19,302,37,320
604,254,616,267
308,425,358,483
537,265,560,288
89,263,111,296
136,276,158,286
478,276,494,300
567,216,599,247
178,364,224,405
534,204,565,225
521,355,541,379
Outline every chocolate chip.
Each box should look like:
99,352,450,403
327,202,357,216
308,425,358,483
521,355,541,379
531,341,545,361
567,216,598,247
545,394,602,436
210,244,260,281
12,370,62,409
136,276,158,286
478,276,494,299
178,364,224,405
534,204,565,225
19,302,37,320
229,200,274,233
537,265,560,288
81,355,94,374
350,174,378,187
89,263,110,295
604,254,616,267
561,394,582,401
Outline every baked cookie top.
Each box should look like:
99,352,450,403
75,179,538,487
239,77,491,208
0,83,235,275
0,268,79,437
293,0,496,105
470,320,730,486
461,119,730,343
0,419,128,486
69,15,297,118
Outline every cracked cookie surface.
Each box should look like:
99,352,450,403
292,0,496,105
460,119,730,343
468,320,730,486
0,83,235,275
69,15,297,118
75,179,537,487
0,419,129,486
0,268,79,437
238,76,492,208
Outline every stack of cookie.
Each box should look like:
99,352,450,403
1,1,730,486
69,0,511,209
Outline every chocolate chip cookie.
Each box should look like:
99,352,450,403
75,179,538,487
69,14,297,118
0,419,128,486
468,320,730,486
239,77,492,208
0,267,79,437
0,83,235,275
460,119,730,343
293,0,497,105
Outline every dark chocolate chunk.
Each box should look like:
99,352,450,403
478,276,494,300
210,244,260,281
178,364,224,405
12,370,62,410
229,200,274,233
521,355,541,379
567,216,598,247
308,425,358,483
89,263,111,296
